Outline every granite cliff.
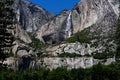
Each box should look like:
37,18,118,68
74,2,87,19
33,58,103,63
2,0,120,70
36,0,119,44
13,0,54,32
34,0,119,69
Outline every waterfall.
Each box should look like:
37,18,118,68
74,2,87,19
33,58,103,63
66,12,72,38
16,9,20,22
33,18,37,31
32,61,35,69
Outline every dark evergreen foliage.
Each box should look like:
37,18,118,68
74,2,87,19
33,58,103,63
0,62,120,80
116,1,120,59
0,0,15,62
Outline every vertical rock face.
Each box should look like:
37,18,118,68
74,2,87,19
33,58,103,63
72,0,119,33
36,11,70,43
14,24,32,43
13,0,54,32
36,0,119,43
12,0,54,43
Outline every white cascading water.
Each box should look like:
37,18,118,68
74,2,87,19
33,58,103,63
66,12,72,38
17,9,20,22
32,61,35,68
33,18,37,31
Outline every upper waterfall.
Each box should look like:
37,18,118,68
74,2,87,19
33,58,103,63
66,11,72,38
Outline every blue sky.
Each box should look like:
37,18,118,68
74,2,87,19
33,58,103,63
29,0,80,14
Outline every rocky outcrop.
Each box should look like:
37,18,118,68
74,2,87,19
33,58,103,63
3,56,115,70
13,0,54,32
10,41,36,70
36,0,119,43
14,24,32,43
45,42,116,56
36,11,69,43
38,57,115,70
12,41,34,56
3,40,117,70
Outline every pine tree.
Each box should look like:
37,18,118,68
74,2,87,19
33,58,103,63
116,0,120,60
0,0,15,63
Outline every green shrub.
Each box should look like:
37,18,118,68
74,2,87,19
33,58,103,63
47,67,71,80
66,29,91,43
93,52,115,59
116,17,120,59
84,54,91,57
28,32,44,49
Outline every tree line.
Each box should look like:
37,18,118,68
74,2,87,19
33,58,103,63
0,62,120,80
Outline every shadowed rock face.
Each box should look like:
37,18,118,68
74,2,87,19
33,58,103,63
12,0,54,43
13,0,54,32
36,0,119,44
18,55,32,70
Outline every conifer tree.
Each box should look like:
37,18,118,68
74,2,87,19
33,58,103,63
116,0,120,60
0,0,15,63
